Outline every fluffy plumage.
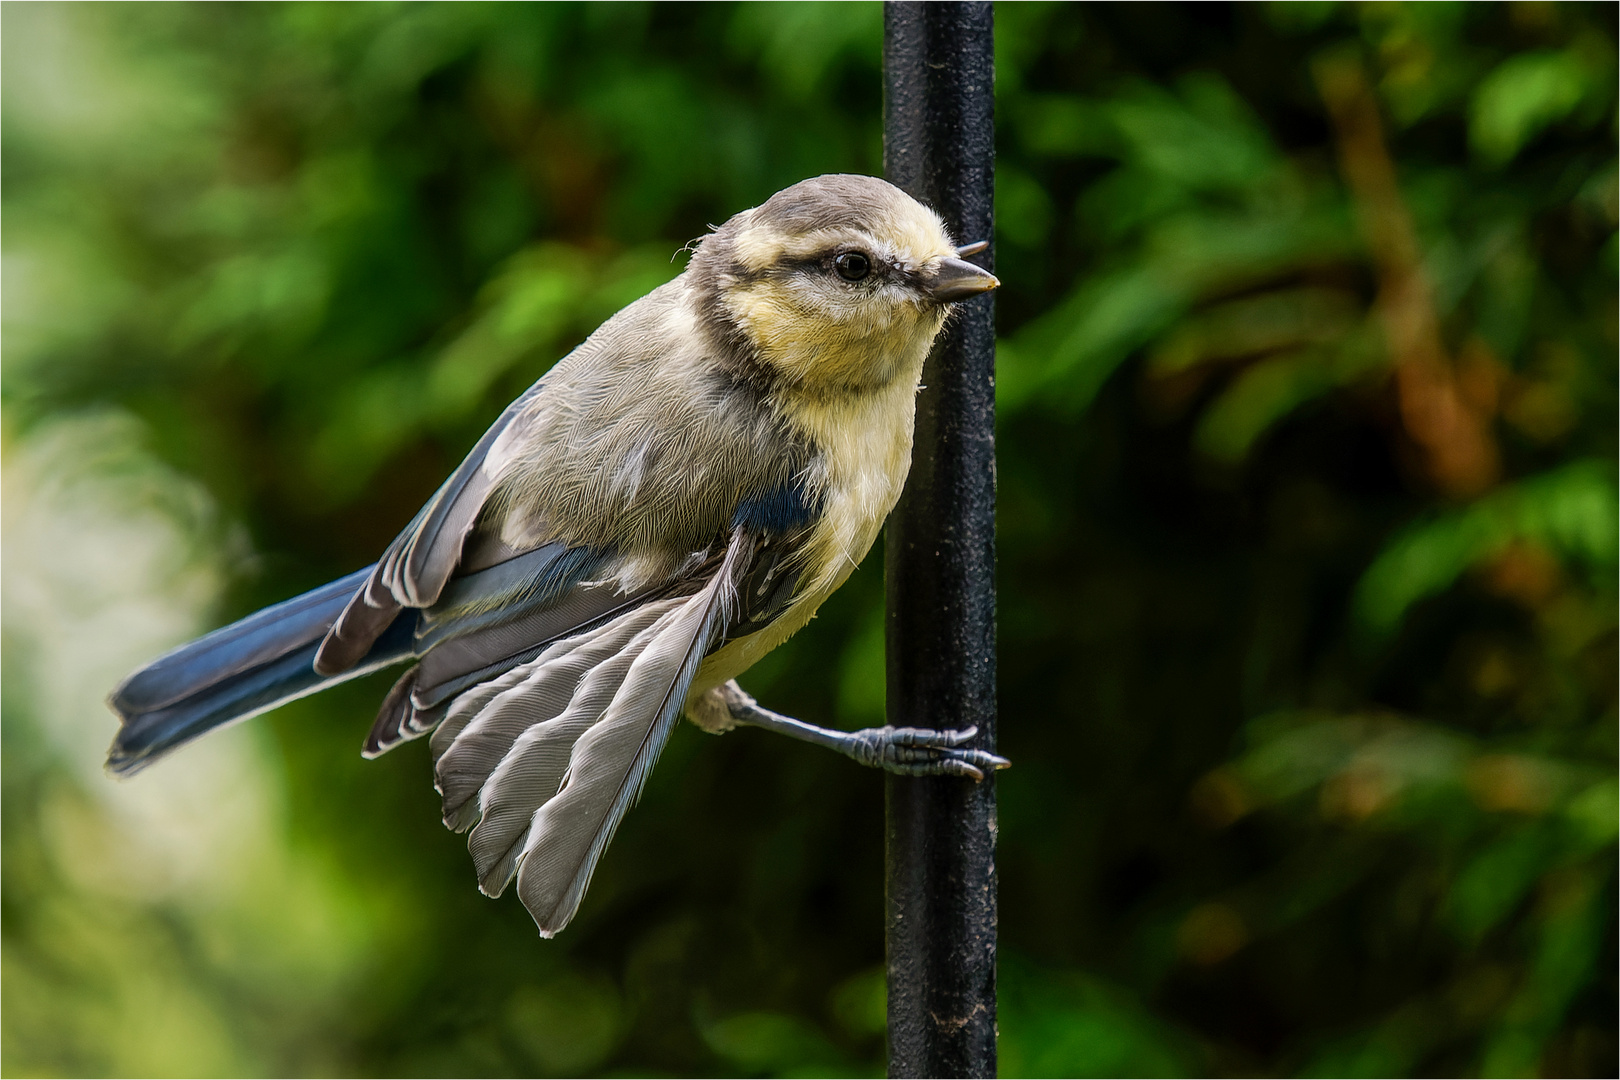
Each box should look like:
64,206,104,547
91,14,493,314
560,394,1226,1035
106,174,998,936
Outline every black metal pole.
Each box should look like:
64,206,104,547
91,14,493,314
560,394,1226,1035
882,4,997,1078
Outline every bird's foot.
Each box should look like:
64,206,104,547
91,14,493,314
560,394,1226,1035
842,724,1010,781
715,680,1010,782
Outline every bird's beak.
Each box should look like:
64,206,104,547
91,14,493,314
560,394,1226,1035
924,254,1000,302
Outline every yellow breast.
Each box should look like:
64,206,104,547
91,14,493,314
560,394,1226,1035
692,360,926,696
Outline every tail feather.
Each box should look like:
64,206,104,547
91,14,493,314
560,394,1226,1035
113,566,372,715
107,569,415,777
108,519,755,939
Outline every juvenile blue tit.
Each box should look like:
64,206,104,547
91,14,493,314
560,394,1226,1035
107,174,1006,937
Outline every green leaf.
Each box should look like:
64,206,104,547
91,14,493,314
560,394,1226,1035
1353,461,1619,638
1192,332,1380,462
1470,51,1592,166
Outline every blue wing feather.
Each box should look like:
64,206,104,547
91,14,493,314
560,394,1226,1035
108,473,821,771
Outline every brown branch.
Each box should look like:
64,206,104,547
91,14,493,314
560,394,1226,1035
1315,52,1500,498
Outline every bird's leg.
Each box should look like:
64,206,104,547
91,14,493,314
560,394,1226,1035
716,680,1009,781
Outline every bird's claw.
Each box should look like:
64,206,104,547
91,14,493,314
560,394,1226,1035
847,724,1011,781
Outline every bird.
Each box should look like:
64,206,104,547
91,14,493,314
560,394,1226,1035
106,173,1008,937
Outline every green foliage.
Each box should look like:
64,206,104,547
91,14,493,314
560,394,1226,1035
1471,48,1609,167
999,956,1203,1077
1353,461,1618,637
3,3,1614,1077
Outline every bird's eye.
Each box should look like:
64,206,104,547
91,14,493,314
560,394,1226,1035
833,252,871,282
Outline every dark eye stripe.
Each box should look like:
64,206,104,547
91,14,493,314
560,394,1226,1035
764,252,898,284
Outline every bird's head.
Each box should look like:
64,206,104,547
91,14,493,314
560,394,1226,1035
690,174,998,394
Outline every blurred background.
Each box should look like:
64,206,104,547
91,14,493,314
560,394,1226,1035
3,3,1614,1076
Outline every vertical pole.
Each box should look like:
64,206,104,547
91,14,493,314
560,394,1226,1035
882,4,997,1078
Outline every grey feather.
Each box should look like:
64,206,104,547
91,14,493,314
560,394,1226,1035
316,268,811,683
434,600,678,835
428,635,598,834
426,628,599,785
462,596,693,893
317,590,404,676
422,541,576,623
404,702,443,737
467,621,661,895
511,531,747,937
412,577,674,710
433,678,528,833
478,280,809,568
361,665,450,760
313,385,544,676
383,386,542,608
431,679,517,771
362,666,420,759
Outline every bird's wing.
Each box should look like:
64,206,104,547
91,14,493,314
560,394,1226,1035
425,529,751,936
722,530,811,642
358,541,687,759
314,381,546,676
360,465,824,756
317,280,810,681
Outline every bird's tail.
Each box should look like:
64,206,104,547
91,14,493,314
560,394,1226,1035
106,566,415,777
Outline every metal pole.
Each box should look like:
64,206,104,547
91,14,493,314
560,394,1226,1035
882,4,997,1077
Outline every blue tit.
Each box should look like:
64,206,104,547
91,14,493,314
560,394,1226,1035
107,174,1007,937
